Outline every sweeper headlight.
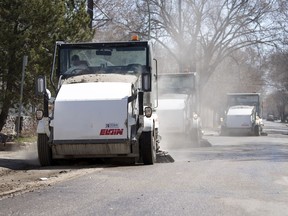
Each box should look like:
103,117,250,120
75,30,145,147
144,107,153,118
36,109,44,120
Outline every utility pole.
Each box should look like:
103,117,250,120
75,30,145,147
178,0,183,73
178,0,182,33
148,0,151,40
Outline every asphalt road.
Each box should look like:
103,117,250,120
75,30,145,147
0,120,288,216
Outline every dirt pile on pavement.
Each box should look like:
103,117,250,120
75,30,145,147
0,138,175,200
0,141,101,200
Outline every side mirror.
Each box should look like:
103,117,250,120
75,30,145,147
35,76,46,96
142,73,151,92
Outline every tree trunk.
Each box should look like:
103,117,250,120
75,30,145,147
0,51,18,132
0,98,11,132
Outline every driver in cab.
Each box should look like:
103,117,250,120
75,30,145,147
64,54,88,75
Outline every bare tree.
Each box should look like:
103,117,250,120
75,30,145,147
265,51,288,91
145,0,284,89
90,0,287,89
91,0,150,41
263,49,288,122
272,90,288,122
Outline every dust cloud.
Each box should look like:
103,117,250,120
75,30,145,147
12,142,40,166
157,74,200,151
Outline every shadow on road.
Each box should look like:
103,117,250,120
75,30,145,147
0,158,38,170
179,143,288,163
0,157,113,171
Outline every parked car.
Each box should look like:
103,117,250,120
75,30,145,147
267,114,274,121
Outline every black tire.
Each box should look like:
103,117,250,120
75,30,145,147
37,134,53,166
220,126,229,136
190,129,200,147
140,131,156,165
254,125,261,136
